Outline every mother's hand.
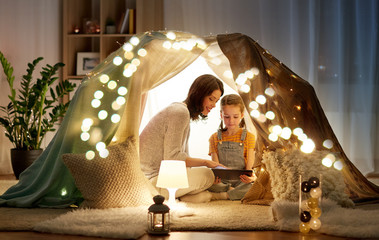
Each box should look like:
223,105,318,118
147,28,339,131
206,160,226,169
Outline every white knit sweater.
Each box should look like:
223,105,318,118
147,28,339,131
139,102,190,179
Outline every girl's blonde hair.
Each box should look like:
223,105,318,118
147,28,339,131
219,94,246,131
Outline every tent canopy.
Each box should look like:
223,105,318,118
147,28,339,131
1,31,378,208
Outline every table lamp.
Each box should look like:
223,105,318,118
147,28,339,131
156,160,189,205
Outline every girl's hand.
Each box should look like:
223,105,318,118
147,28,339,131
240,174,257,183
214,176,221,184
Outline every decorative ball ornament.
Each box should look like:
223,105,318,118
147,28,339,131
309,218,322,230
299,222,311,234
308,177,320,188
301,181,311,193
299,175,322,234
300,211,312,222
310,187,322,198
307,197,318,209
310,207,322,218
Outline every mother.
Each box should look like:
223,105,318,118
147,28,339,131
140,74,224,202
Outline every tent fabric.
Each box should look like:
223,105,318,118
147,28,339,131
0,31,378,208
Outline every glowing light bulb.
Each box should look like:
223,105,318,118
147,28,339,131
113,56,123,66
123,69,133,77
117,86,128,96
94,90,104,99
111,114,121,123
131,58,140,66
98,110,108,120
112,101,121,110
138,48,147,57
123,43,133,52
91,99,101,108
99,148,109,158
236,73,247,85
300,139,315,153
116,96,126,105
240,84,250,93
86,150,95,160
163,41,172,49
61,188,67,196
256,95,266,104
124,51,134,60
250,109,260,118
268,133,278,142
323,139,333,149
265,111,275,120
333,160,343,170
272,125,282,135
280,127,292,140
107,80,117,90
99,74,110,84
130,36,140,46
322,156,334,167
96,142,106,151
293,127,303,136
166,31,176,40
265,87,275,96
251,67,259,76
80,132,90,141
245,70,254,79
82,118,94,127
298,133,308,142
249,101,259,110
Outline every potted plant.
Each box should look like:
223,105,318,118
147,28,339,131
0,51,76,179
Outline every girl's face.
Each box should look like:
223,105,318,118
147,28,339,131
202,89,222,116
221,105,244,131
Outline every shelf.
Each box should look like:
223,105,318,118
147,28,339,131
62,0,163,91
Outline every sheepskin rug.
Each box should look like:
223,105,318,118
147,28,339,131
262,148,354,207
271,199,379,239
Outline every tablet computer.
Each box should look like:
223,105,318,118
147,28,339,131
211,168,253,181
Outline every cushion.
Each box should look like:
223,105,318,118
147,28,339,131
262,147,354,207
62,136,155,208
241,167,274,205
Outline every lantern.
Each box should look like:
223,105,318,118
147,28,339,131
147,195,170,235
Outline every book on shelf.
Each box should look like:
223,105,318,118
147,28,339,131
119,9,130,34
128,9,136,34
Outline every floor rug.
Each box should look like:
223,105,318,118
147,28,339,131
2,180,379,239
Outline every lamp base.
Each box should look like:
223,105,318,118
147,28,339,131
166,188,178,206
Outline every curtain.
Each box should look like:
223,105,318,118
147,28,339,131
0,0,61,174
163,0,379,176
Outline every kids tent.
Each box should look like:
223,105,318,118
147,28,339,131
1,31,378,208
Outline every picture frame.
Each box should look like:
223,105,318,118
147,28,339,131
76,52,100,75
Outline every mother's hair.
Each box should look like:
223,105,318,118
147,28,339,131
184,74,224,121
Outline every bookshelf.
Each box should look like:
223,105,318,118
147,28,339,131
62,0,163,90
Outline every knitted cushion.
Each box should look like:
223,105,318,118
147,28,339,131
62,136,154,208
241,167,274,205
262,148,354,207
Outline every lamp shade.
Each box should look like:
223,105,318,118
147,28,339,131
156,160,189,189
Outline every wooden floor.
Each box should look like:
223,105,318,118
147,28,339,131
0,174,375,240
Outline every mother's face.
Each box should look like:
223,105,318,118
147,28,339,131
201,89,222,116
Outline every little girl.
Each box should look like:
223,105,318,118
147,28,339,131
208,94,256,200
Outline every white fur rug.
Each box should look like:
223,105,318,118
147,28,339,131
271,199,379,239
33,201,276,239
2,180,379,239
